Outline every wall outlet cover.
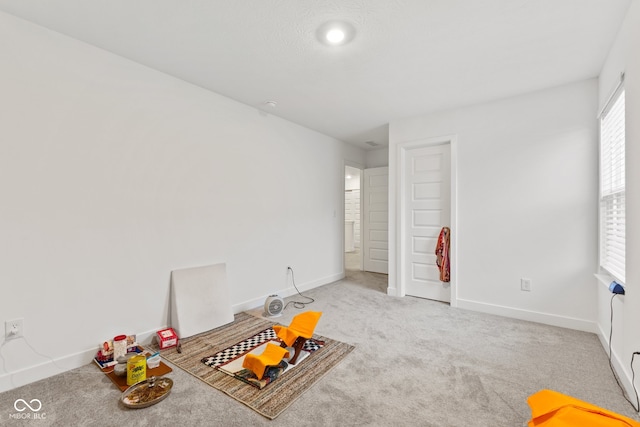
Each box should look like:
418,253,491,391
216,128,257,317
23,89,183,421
5,318,23,340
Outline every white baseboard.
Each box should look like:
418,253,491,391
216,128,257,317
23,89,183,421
1,271,345,393
233,271,345,314
596,323,638,405
1,271,347,393
0,328,160,394
0,346,93,393
456,298,597,333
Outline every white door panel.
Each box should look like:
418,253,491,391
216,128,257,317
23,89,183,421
404,145,450,301
363,167,389,274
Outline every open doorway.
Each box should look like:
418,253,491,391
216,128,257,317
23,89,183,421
344,165,362,272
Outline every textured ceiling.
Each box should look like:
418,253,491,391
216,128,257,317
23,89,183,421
0,0,631,149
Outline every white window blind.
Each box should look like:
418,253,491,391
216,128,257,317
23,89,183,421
600,88,625,283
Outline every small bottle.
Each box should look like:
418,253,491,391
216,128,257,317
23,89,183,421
113,335,127,361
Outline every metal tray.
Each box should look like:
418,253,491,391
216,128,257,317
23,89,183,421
120,376,173,409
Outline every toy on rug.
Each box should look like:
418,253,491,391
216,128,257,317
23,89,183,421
527,389,640,426
242,343,290,380
273,311,322,364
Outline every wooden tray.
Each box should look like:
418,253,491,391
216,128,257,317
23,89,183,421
99,348,173,392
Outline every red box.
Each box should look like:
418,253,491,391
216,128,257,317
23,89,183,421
156,328,179,350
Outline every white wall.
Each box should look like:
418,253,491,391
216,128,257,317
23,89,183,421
597,0,640,403
0,11,354,391
365,147,389,168
389,79,599,331
344,144,366,169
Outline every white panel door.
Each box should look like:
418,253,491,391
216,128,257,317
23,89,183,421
363,167,389,274
404,145,450,301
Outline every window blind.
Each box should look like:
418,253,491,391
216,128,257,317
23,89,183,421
600,89,625,283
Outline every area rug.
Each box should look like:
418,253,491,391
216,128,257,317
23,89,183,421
159,312,355,419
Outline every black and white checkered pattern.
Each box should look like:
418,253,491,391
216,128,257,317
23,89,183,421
303,340,322,352
202,327,324,368
202,328,276,367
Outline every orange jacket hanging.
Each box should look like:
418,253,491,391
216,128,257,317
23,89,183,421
435,227,450,282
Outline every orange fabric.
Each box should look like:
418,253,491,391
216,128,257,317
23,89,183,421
242,343,289,380
273,311,322,347
528,389,640,427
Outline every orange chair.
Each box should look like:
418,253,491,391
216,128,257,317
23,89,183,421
242,343,289,380
527,389,640,426
273,311,322,364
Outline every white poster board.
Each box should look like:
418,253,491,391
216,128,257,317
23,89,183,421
170,263,234,338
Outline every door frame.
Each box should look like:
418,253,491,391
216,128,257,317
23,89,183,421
392,135,458,306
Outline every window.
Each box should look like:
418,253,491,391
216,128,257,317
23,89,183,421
599,85,625,283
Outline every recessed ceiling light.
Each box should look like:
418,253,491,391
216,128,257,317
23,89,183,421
317,21,355,46
264,100,277,108
326,28,346,45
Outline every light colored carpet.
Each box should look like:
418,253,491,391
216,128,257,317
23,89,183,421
1,269,639,426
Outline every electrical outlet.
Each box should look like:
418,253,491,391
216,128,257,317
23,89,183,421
521,278,532,292
5,318,24,340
